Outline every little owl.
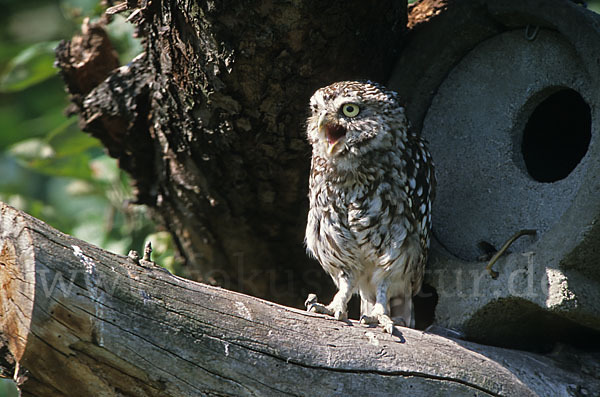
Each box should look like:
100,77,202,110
304,81,435,333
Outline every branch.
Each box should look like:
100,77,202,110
1,203,598,396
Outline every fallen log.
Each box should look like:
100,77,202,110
0,202,598,396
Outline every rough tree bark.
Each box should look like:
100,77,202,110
55,0,407,308
1,202,599,396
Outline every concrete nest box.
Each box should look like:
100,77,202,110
390,0,600,350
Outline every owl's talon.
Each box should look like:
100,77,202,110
306,301,334,316
311,303,335,316
383,323,395,334
361,313,396,334
305,294,349,319
333,310,347,321
308,303,325,313
305,293,318,309
360,314,375,325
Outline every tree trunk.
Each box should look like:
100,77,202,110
55,0,407,308
1,202,598,396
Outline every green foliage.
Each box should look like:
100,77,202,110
0,4,175,390
108,14,145,65
0,41,59,92
0,0,180,332
0,4,174,392
9,120,100,179
0,378,18,397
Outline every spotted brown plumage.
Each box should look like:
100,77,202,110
304,81,435,332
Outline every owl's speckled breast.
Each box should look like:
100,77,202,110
306,152,417,278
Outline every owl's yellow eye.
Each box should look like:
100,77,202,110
341,103,360,117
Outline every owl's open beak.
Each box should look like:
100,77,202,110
318,113,347,155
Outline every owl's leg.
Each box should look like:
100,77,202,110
390,294,413,328
360,281,396,334
305,274,354,321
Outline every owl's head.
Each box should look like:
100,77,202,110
306,81,407,162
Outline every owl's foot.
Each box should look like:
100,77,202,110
305,293,348,321
360,313,397,334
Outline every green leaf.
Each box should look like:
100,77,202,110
47,119,102,157
8,125,101,180
60,0,105,19
107,14,144,65
0,41,59,93
9,138,55,162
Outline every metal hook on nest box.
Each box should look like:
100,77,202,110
525,25,540,41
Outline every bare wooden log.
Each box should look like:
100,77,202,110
1,202,598,396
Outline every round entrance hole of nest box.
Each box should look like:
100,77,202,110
418,29,593,261
521,89,591,183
